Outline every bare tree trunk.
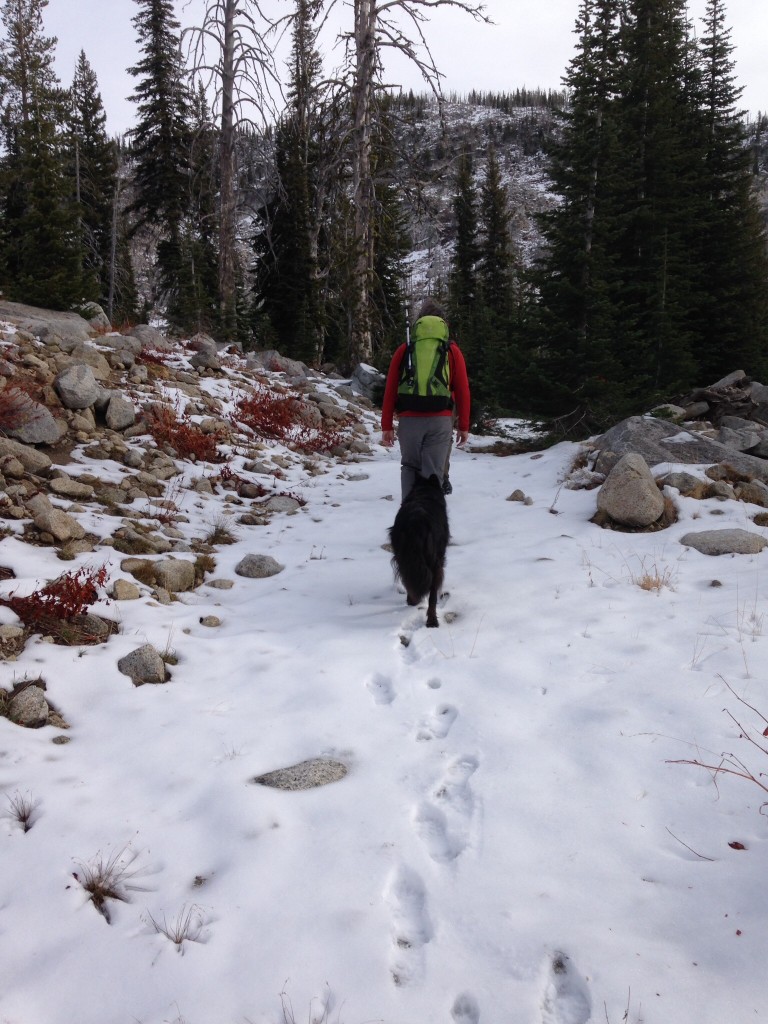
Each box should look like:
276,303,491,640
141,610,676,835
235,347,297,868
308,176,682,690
218,0,238,339
108,169,120,324
349,0,376,366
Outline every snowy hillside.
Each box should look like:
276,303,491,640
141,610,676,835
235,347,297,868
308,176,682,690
1,322,767,1024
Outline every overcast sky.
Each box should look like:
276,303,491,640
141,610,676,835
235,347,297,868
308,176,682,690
40,0,768,136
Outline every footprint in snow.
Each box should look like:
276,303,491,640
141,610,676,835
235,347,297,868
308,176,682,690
540,951,591,1024
416,704,458,741
414,755,478,863
365,672,395,705
383,865,432,986
451,992,480,1024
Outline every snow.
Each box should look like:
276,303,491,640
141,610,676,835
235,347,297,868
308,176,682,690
1,376,767,1024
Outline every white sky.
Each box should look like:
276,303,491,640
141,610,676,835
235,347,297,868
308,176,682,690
1,322,768,1022
39,0,768,136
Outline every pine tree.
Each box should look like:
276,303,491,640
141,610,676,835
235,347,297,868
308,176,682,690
127,0,193,324
694,0,768,380
68,50,119,309
0,0,87,308
531,0,627,424
449,145,480,344
612,0,703,399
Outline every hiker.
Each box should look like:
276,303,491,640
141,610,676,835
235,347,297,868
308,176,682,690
380,299,470,501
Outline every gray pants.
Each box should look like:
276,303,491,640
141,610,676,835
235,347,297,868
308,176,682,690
397,416,453,501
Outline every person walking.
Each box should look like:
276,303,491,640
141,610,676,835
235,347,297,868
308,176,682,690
380,299,470,501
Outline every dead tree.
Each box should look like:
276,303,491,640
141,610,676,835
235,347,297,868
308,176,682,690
183,0,283,339
336,0,490,366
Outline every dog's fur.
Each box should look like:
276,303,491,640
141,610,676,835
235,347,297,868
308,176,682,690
389,474,449,628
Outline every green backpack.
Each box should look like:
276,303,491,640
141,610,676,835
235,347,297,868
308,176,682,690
396,315,453,413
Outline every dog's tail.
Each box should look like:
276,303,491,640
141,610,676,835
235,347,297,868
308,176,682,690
390,521,438,603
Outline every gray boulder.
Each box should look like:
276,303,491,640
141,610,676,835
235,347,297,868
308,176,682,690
54,364,99,409
0,437,52,474
252,758,348,790
593,415,768,483
350,362,386,402
154,558,196,593
117,644,167,685
246,349,308,380
596,453,665,527
8,686,49,728
235,554,285,578
6,397,65,445
680,529,768,556
105,394,136,431
26,493,85,542
127,324,173,351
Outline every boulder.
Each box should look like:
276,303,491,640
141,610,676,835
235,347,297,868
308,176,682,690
680,529,768,556
117,644,167,685
105,394,136,431
54,364,99,409
235,554,285,578
127,324,173,351
0,437,52,475
596,453,665,527
246,349,308,380
154,557,196,593
252,758,348,790
6,397,65,445
593,415,768,483
26,492,85,542
350,362,386,402
8,686,49,728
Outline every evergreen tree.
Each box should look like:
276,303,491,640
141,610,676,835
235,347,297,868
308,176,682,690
612,0,703,399
68,50,119,308
0,0,87,308
531,0,627,424
694,0,768,379
127,0,193,325
449,145,480,342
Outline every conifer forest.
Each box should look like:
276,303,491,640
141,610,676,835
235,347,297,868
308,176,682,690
1,0,767,431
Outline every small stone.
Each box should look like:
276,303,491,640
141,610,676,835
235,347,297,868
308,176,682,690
111,579,142,600
235,554,284,578
206,578,234,590
252,758,348,791
117,644,167,685
8,686,49,728
199,615,221,627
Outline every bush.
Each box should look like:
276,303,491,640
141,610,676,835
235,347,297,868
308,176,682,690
233,386,346,455
1,565,109,628
146,405,225,463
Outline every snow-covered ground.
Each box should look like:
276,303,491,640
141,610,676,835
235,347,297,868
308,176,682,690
1,385,767,1024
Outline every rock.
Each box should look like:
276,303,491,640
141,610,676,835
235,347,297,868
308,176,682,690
26,493,85,542
245,349,308,379
105,394,136,431
680,529,768,556
127,324,173,351
8,685,49,727
54,364,99,409
596,453,665,527
49,476,95,500
593,415,768,484
735,480,768,507
111,579,142,600
199,615,221,627
79,301,111,330
264,495,301,513
349,362,385,402
6,397,65,445
188,334,220,370
658,471,708,498
67,344,112,381
117,644,167,685
206,578,234,590
235,554,285,578
0,437,52,474
154,557,196,593
252,758,348,790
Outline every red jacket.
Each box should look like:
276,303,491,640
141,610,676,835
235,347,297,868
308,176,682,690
381,341,471,433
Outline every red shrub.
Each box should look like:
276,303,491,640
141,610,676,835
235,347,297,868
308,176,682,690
146,405,225,463
137,349,170,366
233,386,346,455
0,385,37,433
2,566,109,628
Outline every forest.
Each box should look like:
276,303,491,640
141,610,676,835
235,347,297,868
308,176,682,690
1,0,767,431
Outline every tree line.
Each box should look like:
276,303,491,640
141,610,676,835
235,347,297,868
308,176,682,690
1,0,767,432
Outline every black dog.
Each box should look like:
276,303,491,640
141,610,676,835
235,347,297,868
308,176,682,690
389,474,450,628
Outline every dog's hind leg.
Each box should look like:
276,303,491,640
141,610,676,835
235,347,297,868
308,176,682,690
426,564,445,628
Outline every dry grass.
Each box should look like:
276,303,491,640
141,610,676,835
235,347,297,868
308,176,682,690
73,848,144,923
147,904,206,953
5,790,37,832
